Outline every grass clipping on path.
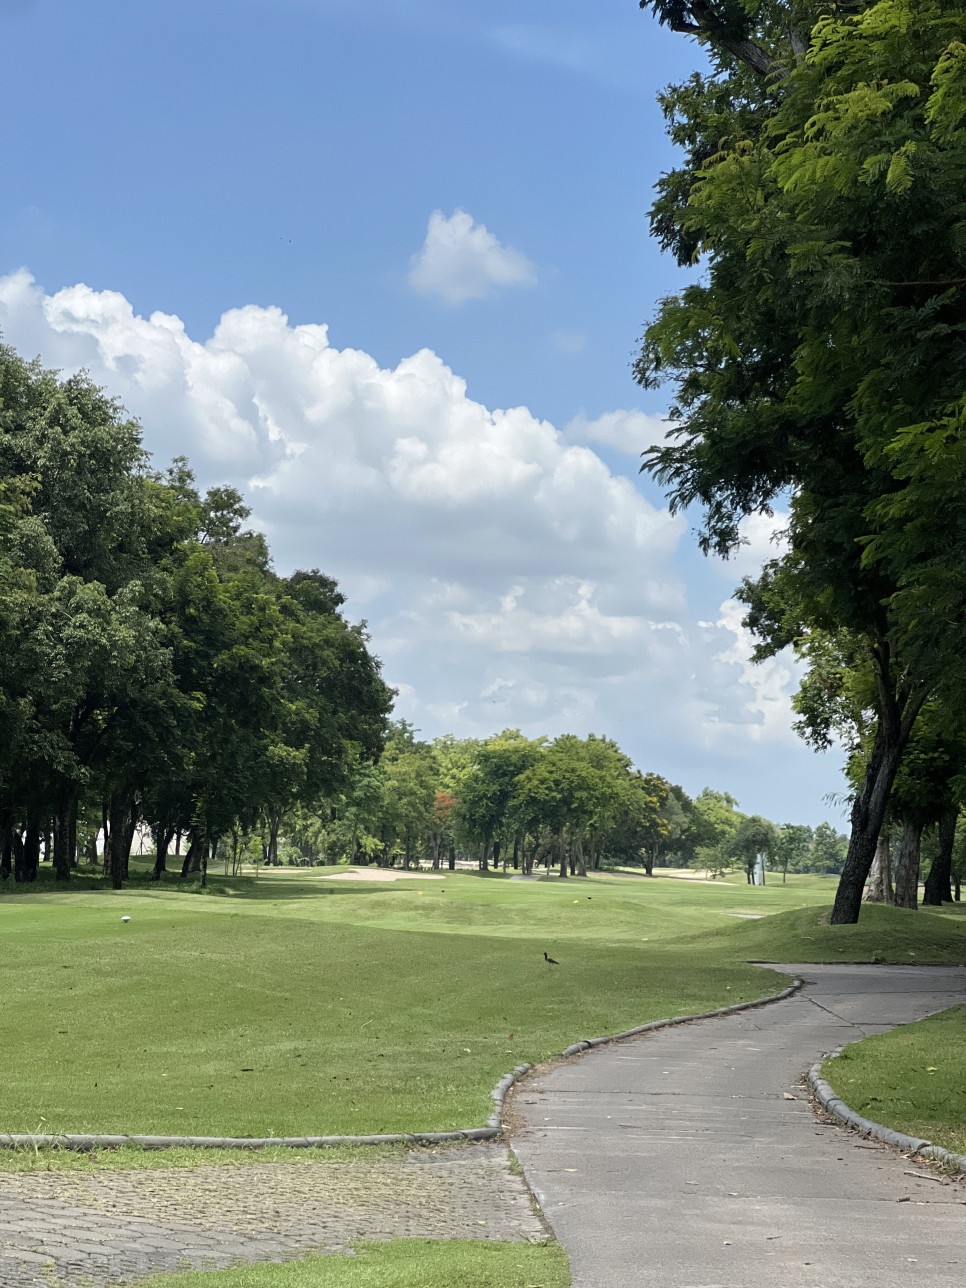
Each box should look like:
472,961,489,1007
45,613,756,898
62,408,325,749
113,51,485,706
137,1241,571,1288
822,1004,966,1158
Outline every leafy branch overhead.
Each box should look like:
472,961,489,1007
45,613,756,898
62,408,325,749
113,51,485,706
637,0,966,922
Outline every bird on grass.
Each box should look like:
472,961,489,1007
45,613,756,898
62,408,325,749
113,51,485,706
543,952,560,965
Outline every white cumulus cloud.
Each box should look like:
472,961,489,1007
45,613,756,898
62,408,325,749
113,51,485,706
0,269,830,819
565,408,671,456
407,209,538,305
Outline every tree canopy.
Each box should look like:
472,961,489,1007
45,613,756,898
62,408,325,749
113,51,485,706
636,0,966,921
0,344,393,887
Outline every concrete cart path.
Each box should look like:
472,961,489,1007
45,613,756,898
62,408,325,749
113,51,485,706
512,964,966,1288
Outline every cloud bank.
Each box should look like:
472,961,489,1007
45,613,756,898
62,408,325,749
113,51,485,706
0,268,805,798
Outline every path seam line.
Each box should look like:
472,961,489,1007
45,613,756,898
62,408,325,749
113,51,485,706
0,978,803,1153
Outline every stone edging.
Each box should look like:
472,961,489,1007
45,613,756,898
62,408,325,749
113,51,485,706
809,1051,966,1175
0,977,803,1153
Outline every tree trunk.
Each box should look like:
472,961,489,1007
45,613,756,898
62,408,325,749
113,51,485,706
19,814,41,882
107,795,137,890
864,832,893,904
52,792,76,882
101,802,110,875
448,844,456,872
892,819,922,911
831,706,913,924
558,830,568,879
181,836,201,877
152,824,174,881
0,810,12,879
923,806,956,906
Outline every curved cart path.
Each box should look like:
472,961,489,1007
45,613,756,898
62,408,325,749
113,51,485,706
512,964,966,1288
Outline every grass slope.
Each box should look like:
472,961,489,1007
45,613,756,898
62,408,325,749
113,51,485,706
137,1242,571,1288
822,1005,966,1158
1,869,963,1139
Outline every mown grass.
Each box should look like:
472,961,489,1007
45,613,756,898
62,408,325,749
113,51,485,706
822,1004,966,1158
1,867,963,1144
136,1242,571,1288
681,901,966,966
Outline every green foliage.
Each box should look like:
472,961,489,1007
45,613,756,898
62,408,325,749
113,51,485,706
637,0,966,921
134,1241,572,1288
0,344,392,886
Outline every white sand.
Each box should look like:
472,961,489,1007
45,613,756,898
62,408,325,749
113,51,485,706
327,867,446,882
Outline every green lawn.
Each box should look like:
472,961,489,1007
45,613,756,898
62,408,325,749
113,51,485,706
135,1242,571,1288
0,868,963,1140
821,1004,966,1158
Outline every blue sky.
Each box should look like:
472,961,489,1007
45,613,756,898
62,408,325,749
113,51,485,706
0,0,847,826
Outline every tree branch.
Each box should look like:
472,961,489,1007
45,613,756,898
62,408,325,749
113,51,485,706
877,277,966,288
644,1,786,80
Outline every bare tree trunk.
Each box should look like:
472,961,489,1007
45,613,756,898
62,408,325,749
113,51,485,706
52,792,76,882
181,835,202,877
0,810,11,879
832,681,922,924
558,830,568,879
923,807,956,906
107,795,137,891
19,813,41,882
152,824,174,880
892,820,922,911
101,802,110,875
864,832,893,904
448,844,456,871
201,836,212,889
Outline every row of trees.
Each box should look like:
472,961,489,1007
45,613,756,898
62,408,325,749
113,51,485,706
0,345,393,888
636,0,966,919
259,723,850,882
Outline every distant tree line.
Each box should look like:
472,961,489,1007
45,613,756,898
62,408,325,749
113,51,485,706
0,344,393,888
260,722,854,883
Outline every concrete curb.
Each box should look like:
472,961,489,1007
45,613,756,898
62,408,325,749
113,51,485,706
0,977,803,1153
808,1050,966,1175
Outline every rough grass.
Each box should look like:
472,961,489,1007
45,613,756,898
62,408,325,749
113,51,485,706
822,1005,966,1158
135,1242,571,1288
1,868,963,1143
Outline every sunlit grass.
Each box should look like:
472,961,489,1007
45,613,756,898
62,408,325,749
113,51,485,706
1,866,962,1141
135,1241,571,1288
822,1005,966,1157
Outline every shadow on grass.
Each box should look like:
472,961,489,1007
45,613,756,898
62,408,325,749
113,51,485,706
0,868,398,902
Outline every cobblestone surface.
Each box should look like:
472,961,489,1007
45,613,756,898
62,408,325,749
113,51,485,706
0,1145,546,1286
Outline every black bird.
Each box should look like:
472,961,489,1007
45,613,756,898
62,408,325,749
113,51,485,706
544,952,560,965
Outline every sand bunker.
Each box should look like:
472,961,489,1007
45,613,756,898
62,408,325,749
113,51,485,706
327,867,446,882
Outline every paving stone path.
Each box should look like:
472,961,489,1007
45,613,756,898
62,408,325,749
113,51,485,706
0,1145,546,1287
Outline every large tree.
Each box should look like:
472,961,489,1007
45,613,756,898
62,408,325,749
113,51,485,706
636,0,966,921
